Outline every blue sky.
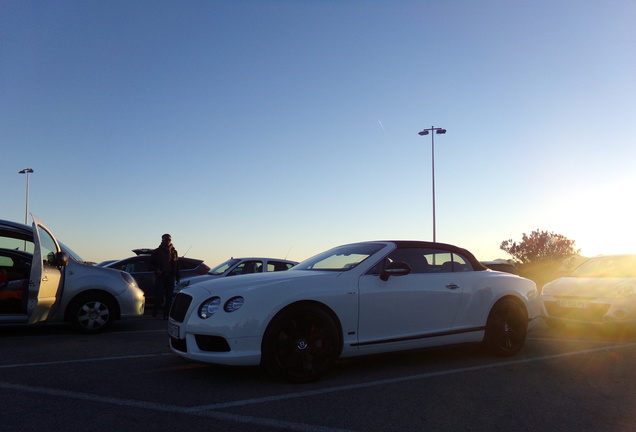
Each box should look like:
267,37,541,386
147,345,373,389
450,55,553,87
2,0,635,266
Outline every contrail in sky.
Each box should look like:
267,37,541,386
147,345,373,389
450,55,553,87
378,120,389,140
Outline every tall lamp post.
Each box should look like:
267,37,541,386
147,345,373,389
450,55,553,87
18,168,34,224
417,127,446,243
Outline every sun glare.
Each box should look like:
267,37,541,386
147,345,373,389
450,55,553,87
550,175,636,257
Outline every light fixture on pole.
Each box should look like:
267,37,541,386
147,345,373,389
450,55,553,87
417,127,446,243
18,168,34,224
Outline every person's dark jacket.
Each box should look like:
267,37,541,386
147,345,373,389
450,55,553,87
150,245,181,283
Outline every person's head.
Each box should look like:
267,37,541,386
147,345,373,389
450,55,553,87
161,234,172,246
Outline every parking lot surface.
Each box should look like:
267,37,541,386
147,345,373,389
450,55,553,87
2,316,636,432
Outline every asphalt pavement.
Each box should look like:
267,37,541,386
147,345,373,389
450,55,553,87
2,317,636,432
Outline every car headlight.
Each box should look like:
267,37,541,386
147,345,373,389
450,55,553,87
541,283,554,296
224,296,244,312
199,297,221,319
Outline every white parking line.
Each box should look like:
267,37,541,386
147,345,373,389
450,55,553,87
0,381,355,432
188,341,636,411
3,341,636,432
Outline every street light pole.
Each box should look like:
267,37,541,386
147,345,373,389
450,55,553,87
417,126,446,243
18,168,34,224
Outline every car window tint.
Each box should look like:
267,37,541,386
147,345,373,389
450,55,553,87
37,226,58,267
296,243,385,271
376,248,472,274
125,260,151,273
110,260,128,271
385,248,435,273
425,252,470,272
109,262,125,271
229,260,263,276
0,235,34,254
209,259,240,275
267,261,294,272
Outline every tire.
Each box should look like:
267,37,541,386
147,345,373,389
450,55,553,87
482,298,527,357
261,304,340,383
69,294,116,334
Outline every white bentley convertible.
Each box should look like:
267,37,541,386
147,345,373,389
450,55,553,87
168,241,541,382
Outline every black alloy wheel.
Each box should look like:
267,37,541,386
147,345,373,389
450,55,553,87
482,298,528,356
262,305,340,383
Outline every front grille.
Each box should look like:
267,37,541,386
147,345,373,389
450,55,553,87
195,335,231,352
544,301,611,322
169,292,193,323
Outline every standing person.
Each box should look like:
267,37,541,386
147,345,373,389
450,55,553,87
150,234,180,319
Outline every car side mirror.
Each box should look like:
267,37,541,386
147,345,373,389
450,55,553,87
380,261,411,281
54,251,69,267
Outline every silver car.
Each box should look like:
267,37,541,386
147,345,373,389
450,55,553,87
0,216,145,333
175,257,297,292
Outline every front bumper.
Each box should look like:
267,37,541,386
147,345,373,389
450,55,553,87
168,322,262,366
542,296,636,324
118,286,146,318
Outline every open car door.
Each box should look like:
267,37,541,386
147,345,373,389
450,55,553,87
27,215,64,324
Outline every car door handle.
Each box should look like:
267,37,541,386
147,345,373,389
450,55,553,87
42,276,48,282
445,284,460,290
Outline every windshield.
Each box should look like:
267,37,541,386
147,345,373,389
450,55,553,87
571,255,636,278
294,243,386,271
209,258,241,275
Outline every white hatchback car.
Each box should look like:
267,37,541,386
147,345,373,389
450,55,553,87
542,254,636,328
168,241,541,382
0,216,145,333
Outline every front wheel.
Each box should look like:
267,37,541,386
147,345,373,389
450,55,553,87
261,305,340,383
482,298,527,357
69,294,116,334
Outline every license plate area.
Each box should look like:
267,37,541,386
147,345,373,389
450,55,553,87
168,323,180,339
558,299,590,309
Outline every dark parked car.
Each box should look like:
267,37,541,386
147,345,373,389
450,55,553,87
105,249,210,300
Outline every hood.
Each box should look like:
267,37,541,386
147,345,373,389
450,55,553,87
179,269,342,297
543,276,636,298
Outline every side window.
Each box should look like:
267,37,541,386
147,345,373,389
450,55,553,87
424,251,471,272
131,260,150,272
267,261,294,272
124,261,150,273
37,226,59,267
228,260,263,276
0,234,34,254
424,252,451,267
372,247,473,274
383,248,435,274
110,262,125,271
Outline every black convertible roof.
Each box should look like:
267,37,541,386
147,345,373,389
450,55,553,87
376,240,487,271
